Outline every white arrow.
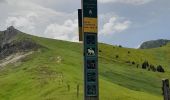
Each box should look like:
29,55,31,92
89,10,92,15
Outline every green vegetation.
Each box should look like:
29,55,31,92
0,34,170,100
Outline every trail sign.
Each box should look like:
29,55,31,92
82,0,99,100
89,10,93,15
84,18,97,33
83,0,97,18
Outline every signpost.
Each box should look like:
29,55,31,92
78,9,83,42
82,0,99,99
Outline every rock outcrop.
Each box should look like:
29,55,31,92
0,26,41,60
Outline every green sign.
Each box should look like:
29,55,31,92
82,0,98,99
83,0,97,18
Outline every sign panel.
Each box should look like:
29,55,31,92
82,0,98,99
84,18,97,33
86,84,97,96
83,0,97,18
87,59,96,69
87,71,96,82
86,34,96,45
86,47,96,56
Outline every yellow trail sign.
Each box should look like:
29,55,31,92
84,17,97,33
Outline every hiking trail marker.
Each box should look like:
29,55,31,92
82,0,99,100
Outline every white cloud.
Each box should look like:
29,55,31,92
44,19,78,42
99,0,154,5
114,21,131,32
100,16,131,35
1,0,132,42
5,12,38,33
0,0,5,3
2,0,77,40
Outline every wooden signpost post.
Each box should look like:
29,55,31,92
78,9,83,42
82,0,99,100
162,79,170,100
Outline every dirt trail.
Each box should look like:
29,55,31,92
0,52,33,67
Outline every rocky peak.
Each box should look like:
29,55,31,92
5,26,18,35
0,26,41,60
0,26,19,45
7,26,15,31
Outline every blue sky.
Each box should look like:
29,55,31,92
0,0,170,48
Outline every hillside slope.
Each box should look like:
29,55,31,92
0,30,170,100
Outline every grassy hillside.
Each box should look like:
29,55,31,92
0,34,170,100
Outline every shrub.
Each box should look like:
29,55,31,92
118,45,122,48
150,64,156,72
157,65,165,73
115,55,119,59
132,61,135,65
136,64,139,68
142,61,149,69
148,67,150,71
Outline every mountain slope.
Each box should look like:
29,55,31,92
0,29,170,100
140,39,170,49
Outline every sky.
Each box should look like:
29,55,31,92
0,0,170,48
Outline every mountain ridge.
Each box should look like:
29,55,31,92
139,39,170,49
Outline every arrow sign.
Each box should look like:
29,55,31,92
89,10,92,15
83,0,97,18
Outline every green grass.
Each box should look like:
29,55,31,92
0,35,170,100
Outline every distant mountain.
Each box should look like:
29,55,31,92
0,26,41,60
139,39,170,49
